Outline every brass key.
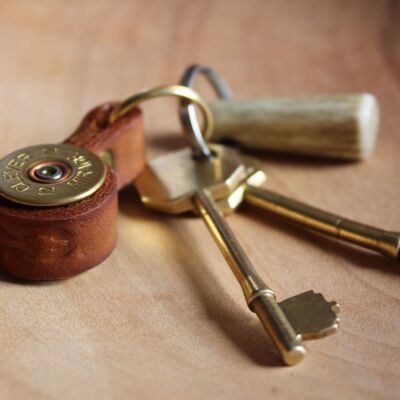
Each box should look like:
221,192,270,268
222,157,400,260
227,154,400,260
135,145,339,365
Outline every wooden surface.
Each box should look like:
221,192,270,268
0,1,399,399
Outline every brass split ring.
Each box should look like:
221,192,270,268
109,85,215,147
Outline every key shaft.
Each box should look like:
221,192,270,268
245,185,400,260
193,189,306,365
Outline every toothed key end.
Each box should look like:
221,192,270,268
278,290,340,340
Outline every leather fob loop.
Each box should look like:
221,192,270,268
64,102,145,190
0,103,145,281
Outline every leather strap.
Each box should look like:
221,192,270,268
64,102,145,190
0,103,144,280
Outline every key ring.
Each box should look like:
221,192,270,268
179,64,233,159
109,85,214,144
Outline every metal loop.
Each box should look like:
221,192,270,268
179,64,233,159
109,85,214,143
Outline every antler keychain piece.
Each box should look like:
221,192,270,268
179,64,380,160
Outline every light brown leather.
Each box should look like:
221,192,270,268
0,103,144,280
0,170,118,280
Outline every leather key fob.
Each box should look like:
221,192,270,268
0,102,144,280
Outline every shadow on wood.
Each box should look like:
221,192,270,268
119,187,283,367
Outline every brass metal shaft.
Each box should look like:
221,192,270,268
245,185,400,260
193,189,306,365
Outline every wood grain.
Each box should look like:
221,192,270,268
0,1,399,399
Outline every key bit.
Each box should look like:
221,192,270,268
278,290,340,340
